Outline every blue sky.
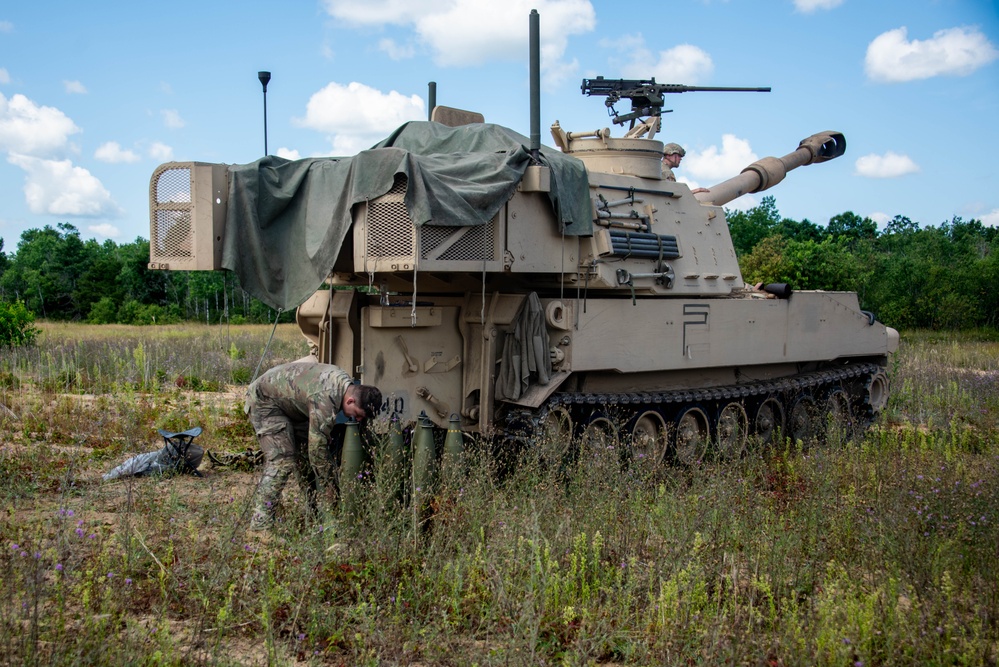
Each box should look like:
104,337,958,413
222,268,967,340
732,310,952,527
1,0,997,249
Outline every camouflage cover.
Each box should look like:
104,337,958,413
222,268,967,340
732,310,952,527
223,121,592,311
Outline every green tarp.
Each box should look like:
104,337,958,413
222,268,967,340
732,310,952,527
222,121,592,311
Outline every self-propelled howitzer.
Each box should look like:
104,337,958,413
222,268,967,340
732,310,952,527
148,79,897,464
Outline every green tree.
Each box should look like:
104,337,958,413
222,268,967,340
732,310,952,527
0,299,39,347
0,238,9,281
725,195,782,256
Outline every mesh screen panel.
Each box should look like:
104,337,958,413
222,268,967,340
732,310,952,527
421,222,496,261
151,167,193,259
365,176,413,258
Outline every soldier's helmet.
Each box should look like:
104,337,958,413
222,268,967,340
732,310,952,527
662,143,686,157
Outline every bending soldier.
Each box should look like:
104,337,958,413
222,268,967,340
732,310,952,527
244,361,382,530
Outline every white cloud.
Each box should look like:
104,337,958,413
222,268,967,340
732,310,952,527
64,80,87,94
854,151,919,178
646,44,713,83
7,153,121,217
868,211,891,227
608,35,714,84
95,141,140,163
294,81,425,154
683,134,758,182
161,109,185,129
149,142,173,161
378,38,416,60
865,26,999,83
0,92,80,156
88,223,121,239
276,147,301,160
322,0,595,83
0,68,9,85
792,0,844,13
979,209,999,227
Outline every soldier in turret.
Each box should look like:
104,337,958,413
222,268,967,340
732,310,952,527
244,361,382,531
662,142,709,194
661,143,686,181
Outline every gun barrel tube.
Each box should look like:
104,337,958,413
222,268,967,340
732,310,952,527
694,131,845,207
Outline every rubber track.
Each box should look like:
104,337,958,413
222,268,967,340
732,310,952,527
508,362,884,436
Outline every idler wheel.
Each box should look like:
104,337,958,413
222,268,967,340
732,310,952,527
674,407,710,465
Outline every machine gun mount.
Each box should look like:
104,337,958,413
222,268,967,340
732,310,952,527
582,76,771,127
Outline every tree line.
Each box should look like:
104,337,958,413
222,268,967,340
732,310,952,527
1,202,997,331
729,197,999,330
0,223,282,327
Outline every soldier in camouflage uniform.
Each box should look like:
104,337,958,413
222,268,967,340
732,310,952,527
244,361,382,530
661,142,686,181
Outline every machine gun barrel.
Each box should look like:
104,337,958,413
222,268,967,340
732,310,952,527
581,77,770,97
581,78,770,125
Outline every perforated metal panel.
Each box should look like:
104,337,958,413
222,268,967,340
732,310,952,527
147,162,227,271
421,221,497,261
365,176,413,258
151,167,193,259
354,173,505,272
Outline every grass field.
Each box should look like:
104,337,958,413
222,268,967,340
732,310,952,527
1,323,997,666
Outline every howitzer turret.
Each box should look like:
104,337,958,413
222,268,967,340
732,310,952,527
147,12,897,470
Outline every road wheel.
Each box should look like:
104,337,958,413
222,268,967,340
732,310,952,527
823,388,854,445
788,394,817,445
754,398,784,448
628,410,668,472
716,402,748,459
674,407,710,465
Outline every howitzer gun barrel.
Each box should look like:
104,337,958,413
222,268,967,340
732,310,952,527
693,131,846,207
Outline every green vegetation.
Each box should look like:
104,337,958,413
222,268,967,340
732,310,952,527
730,197,999,330
3,201,997,332
0,299,38,348
0,223,287,326
1,325,997,665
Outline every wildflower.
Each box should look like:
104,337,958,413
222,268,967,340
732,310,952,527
56,563,63,571
75,528,84,538
34,552,41,559
20,551,28,557
297,633,306,641
108,573,114,579
125,578,133,585
11,544,18,550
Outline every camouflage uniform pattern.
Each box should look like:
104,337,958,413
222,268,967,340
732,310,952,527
661,142,685,182
245,362,352,530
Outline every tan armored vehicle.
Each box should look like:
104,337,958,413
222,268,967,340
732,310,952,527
148,25,897,464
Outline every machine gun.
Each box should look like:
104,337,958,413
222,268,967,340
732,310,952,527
582,77,771,127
